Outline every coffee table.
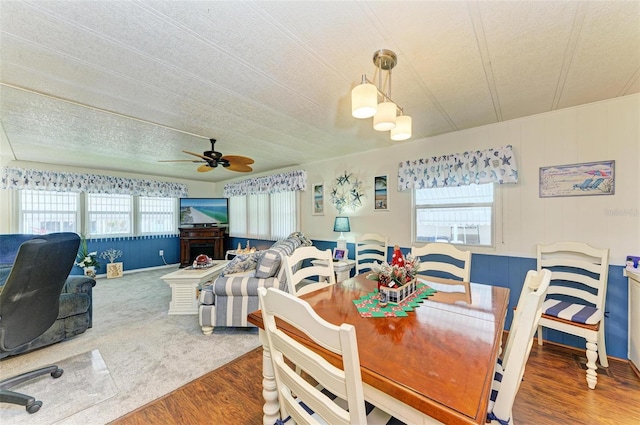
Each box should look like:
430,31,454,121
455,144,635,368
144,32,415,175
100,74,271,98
161,261,228,315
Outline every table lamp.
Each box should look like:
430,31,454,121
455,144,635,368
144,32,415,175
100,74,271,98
333,216,350,251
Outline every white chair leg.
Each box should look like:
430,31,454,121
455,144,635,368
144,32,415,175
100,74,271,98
537,325,544,345
597,326,609,367
585,340,598,389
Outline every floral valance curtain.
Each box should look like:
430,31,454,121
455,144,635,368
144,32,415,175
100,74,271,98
397,145,518,191
223,170,307,197
1,167,188,198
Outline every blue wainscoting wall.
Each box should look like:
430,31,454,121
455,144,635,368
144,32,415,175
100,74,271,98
70,234,180,275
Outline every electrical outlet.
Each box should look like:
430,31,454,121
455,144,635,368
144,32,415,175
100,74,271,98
159,250,164,256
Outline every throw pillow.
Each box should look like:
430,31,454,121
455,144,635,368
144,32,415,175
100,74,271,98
288,231,313,246
222,252,261,276
255,248,282,278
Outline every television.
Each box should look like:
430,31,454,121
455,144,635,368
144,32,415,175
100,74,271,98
179,198,229,227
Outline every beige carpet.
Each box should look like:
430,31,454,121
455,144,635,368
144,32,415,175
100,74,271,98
0,267,260,424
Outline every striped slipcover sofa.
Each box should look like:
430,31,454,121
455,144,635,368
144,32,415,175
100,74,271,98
198,233,311,334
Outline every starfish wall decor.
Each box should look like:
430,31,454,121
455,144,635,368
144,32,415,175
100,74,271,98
330,171,364,213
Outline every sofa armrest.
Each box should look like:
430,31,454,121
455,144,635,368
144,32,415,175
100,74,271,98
211,276,282,297
62,275,96,294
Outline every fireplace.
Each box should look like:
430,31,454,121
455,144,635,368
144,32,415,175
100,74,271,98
179,227,226,267
189,242,216,263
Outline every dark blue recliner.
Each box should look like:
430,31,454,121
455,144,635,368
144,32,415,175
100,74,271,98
0,233,95,413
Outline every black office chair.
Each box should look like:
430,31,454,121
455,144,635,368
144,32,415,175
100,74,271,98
0,232,80,414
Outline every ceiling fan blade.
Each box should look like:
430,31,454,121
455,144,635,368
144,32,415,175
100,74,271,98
226,163,253,172
221,155,255,165
197,164,214,172
158,159,203,163
184,150,212,161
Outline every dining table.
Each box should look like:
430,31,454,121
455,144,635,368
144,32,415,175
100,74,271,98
247,273,510,425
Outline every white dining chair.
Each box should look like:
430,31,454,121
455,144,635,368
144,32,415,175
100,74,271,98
257,287,400,425
536,241,610,389
355,233,388,274
488,269,552,425
282,246,336,297
411,242,471,281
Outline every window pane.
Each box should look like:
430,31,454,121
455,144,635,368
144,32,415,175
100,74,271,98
416,184,493,205
414,183,494,247
140,197,176,234
248,194,269,239
271,191,297,240
229,196,246,236
19,190,78,234
416,206,492,245
88,194,132,235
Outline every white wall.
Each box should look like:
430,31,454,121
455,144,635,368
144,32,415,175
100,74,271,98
226,94,638,264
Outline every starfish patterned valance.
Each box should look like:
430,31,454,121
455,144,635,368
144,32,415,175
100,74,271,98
1,167,188,198
397,145,518,191
223,169,307,197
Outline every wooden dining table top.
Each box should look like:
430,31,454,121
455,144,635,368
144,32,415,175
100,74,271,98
247,273,510,425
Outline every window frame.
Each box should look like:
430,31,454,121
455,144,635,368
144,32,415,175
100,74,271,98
138,196,179,235
17,189,81,234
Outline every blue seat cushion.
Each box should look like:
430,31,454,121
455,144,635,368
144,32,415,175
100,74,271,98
541,299,601,325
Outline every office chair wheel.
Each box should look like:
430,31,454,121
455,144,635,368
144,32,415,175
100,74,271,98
51,368,63,379
26,400,42,414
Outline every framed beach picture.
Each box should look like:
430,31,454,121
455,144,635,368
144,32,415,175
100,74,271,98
312,183,324,215
374,175,388,210
539,160,615,198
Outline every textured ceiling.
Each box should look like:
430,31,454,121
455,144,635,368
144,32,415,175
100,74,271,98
1,1,638,182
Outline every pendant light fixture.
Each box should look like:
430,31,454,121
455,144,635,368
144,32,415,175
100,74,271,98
351,49,412,141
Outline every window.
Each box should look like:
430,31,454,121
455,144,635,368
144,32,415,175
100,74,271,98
414,183,494,246
18,190,79,234
16,190,178,236
139,196,177,234
270,191,297,240
229,191,298,241
87,193,132,236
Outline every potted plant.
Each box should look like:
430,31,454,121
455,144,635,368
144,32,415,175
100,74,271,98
75,235,100,278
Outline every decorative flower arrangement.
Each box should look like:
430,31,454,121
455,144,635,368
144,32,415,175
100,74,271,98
75,234,100,276
367,254,421,288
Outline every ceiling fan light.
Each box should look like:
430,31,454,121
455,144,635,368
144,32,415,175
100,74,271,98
373,101,396,131
390,115,412,141
351,83,378,118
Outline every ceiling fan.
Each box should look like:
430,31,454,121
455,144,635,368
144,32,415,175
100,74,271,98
159,139,254,172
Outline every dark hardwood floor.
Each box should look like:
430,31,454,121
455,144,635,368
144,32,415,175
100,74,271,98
111,340,640,425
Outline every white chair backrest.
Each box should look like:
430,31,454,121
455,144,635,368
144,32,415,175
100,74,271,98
282,246,336,297
355,233,388,274
411,242,471,281
257,287,367,425
536,241,609,310
490,269,552,423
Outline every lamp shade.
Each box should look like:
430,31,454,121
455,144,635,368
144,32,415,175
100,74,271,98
373,101,397,131
333,216,351,233
351,83,378,119
390,115,412,141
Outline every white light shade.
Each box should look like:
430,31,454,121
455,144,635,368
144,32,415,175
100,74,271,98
390,115,412,141
351,84,378,118
373,101,397,131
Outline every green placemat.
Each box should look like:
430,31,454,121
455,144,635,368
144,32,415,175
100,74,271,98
353,283,436,318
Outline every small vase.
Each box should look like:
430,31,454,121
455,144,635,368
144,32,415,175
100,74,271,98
83,266,96,278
